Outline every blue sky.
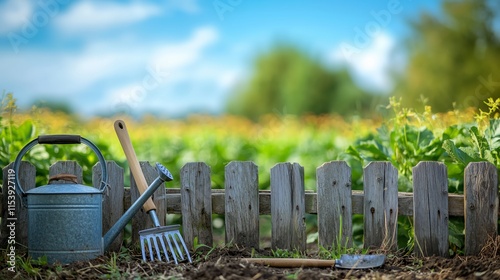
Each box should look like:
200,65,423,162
0,0,442,118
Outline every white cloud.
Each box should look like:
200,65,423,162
1,23,226,116
0,0,34,34
151,26,218,71
54,1,161,33
98,26,221,114
330,32,397,93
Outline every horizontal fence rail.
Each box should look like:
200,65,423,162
1,160,498,257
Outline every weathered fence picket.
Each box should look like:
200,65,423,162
1,162,35,249
317,161,352,249
225,161,259,248
413,162,449,257
1,160,499,258
50,161,82,184
270,163,306,251
464,162,498,255
363,162,398,250
93,161,124,252
180,162,213,249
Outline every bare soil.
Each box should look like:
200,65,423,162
3,243,500,280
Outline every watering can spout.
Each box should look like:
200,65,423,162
103,162,173,251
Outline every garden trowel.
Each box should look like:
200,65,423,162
243,254,385,269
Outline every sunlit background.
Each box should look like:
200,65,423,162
1,0,499,119
2,0,500,255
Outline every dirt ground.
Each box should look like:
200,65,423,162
3,243,500,280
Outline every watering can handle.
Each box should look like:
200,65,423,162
13,135,109,204
38,134,82,144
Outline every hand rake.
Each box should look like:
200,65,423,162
114,120,192,264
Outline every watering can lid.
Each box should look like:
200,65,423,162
26,184,102,195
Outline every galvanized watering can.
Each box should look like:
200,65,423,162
14,135,173,264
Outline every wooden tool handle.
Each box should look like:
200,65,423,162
243,258,335,268
114,120,156,212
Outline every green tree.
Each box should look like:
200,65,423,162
33,99,74,114
394,0,500,111
226,44,376,120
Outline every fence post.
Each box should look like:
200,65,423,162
1,162,35,249
180,162,213,249
464,162,498,255
94,161,124,252
316,161,353,249
49,161,83,184
130,161,167,243
271,163,306,252
413,161,449,257
363,161,398,250
225,161,259,249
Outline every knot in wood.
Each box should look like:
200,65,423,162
370,207,375,214
469,203,476,210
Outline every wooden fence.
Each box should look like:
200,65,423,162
1,160,498,257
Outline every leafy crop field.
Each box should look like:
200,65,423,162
2,93,500,254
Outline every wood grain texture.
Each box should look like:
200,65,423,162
5,159,500,257
316,161,352,249
464,162,498,255
49,161,82,184
271,163,306,251
225,161,259,248
413,162,449,257
1,162,35,248
94,161,124,252
180,162,213,249
114,120,156,212
363,162,398,250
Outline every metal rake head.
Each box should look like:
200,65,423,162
139,225,192,264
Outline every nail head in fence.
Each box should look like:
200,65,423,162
93,161,124,252
1,161,35,248
180,162,213,249
464,162,498,255
413,161,449,257
316,161,353,249
363,162,398,250
225,161,259,249
130,161,166,243
271,162,306,252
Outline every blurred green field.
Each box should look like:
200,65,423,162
2,93,499,253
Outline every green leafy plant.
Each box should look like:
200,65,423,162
271,248,304,258
101,252,122,279
192,237,217,261
16,255,47,278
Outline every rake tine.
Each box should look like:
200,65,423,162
139,225,192,264
177,231,192,263
140,236,147,262
147,236,155,261
165,233,179,264
159,234,170,262
171,232,185,261
152,234,162,261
